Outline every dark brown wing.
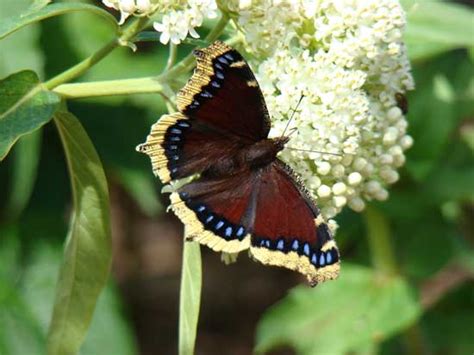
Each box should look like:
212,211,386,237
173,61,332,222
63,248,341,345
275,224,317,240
249,160,340,286
171,171,258,253
177,41,271,141
137,41,270,183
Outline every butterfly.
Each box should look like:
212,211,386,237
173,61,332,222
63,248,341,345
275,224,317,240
137,41,340,286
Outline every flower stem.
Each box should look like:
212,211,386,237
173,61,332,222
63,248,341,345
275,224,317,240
164,43,178,72
178,236,202,355
159,13,230,82
45,17,150,90
364,205,398,277
53,77,163,98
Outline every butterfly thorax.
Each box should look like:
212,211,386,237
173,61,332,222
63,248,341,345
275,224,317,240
240,137,289,170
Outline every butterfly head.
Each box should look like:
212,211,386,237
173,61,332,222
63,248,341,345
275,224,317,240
272,136,290,152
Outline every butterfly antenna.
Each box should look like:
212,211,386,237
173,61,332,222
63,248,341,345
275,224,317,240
285,147,355,157
281,95,305,138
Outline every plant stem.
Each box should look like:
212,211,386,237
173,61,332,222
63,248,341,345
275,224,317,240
178,236,202,355
364,205,398,277
164,43,178,72
53,77,163,98
45,17,150,90
159,13,230,82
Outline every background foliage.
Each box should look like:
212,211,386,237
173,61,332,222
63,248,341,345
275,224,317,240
0,0,473,354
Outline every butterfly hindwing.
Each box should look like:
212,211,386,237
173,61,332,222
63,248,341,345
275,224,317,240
171,173,256,253
249,161,340,286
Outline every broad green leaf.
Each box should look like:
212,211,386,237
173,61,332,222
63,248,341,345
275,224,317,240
0,70,60,161
47,110,111,355
0,0,44,78
402,0,474,61
5,130,42,220
0,2,118,40
179,239,202,355
256,265,421,355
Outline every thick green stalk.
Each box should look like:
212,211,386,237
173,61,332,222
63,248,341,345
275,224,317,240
45,17,149,90
364,205,398,277
53,77,163,98
178,237,202,355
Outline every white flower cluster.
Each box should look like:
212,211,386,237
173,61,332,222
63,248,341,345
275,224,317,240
103,0,218,44
236,0,414,219
103,0,154,24
153,0,218,45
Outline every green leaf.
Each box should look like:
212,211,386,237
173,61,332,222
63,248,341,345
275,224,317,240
255,265,421,355
0,70,60,161
402,0,474,61
179,239,202,355
0,0,44,78
47,110,111,355
0,2,118,40
5,130,42,220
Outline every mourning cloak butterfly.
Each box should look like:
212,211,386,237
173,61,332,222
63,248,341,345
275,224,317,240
137,41,340,286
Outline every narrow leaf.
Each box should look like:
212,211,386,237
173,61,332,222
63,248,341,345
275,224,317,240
179,239,202,355
0,70,60,160
47,110,111,355
256,265,421,355
0,2,118,40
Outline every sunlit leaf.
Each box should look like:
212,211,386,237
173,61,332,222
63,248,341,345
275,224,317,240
0,2,118,40
47,110,111,355
0,70,60,161
256,265,421,355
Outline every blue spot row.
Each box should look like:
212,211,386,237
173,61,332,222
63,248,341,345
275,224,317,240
164,119,192,177
185,50,242,114
252,236,339,268
180,197,247,241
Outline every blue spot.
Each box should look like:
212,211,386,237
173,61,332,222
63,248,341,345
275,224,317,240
217,56,229,65
205,215,214,223
172,155,179,161
224,53,234,61
326,251,332,264
169,145,178,150
211,81,221,88
292,240,299,251
197,205,206,213
265,240,271,248
303,243,310,256
178,121,190,128
311,253,317,265
192,100,200,106
225,226,232,237
170,136,180,142
171,167,178,174
216,71,224,80
170,128,181,134
215,221,224,230
201,90,212,98
179,191,189,199
260,240,265,247
319,253,326,267
276,240,285,250
236,226,245,237
215,62,224,70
